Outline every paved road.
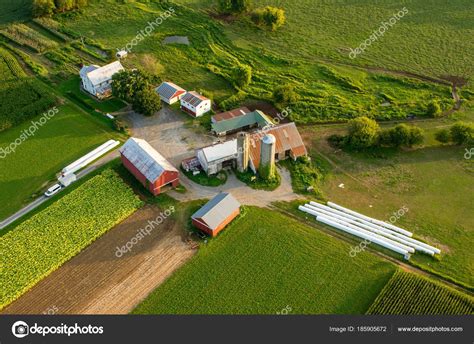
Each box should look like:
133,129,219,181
0,150,120,230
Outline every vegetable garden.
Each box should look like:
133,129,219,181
367,270,474,315
0,170,143,310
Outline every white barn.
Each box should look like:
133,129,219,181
156,81,186,104
197,140,237,175
80,61,124,98
180,91,211,117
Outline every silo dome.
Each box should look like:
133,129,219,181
262,134,276,145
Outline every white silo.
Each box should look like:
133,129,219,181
259,133,276,179
237,132,250,173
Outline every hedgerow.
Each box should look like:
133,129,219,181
0,170,143,309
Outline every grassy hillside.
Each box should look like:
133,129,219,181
0,0,31,26
133,207,396,314
367,270,474,315
53,1,459,123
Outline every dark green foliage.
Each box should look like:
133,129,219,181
273,83,299,105
346,116,380,149
181,167,227,187
435,128,451,143
235,169,280,191
450,122,474,145
218,0,251,14
379,124,425,147
132,87,162,116
32,0,56,17
251,6,286,31
112,69,153,103
427,100,442,117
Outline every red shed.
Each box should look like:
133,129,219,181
120,138,179,195
191,192,241,237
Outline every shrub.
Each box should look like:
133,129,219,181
32,0,56,17
327,134,346,148
218,0,251,14
251,6,286,31
273,84,299,105
379,124,425,147
450,122,474,145
435,128,451,143
426,100,442,117
233,63,252,88
346,116,380,149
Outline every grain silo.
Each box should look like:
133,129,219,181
237,132,250,173
259,134,276,179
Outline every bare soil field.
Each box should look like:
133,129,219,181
2,205,197,314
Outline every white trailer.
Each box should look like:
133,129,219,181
62,140,120,175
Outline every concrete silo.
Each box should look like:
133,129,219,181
259,134,276,180
237,132,250,173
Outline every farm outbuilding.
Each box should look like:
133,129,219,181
79,61,124,98
196,140,238,175
211,110,274,136
119,138,179,195
156,81,186,104
180,91,211,117
191,192,241,237
211,107,251,123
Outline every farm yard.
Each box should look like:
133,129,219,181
0,169,143,310
367,270,474,315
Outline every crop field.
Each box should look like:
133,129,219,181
0,102,120,220
367,270,474,315
0,24,59,52
53,0,460,123
0,47,56,131
0,169,143,310
133,207,396,314
300,113,474,288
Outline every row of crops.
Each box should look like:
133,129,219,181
0,170,144,310
367,270,474,315
0,24,58,53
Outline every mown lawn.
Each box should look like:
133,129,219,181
133,207,396,314
301,113,474,288
0,102,120,219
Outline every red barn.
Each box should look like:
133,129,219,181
119,138,179,195
191,192,241,237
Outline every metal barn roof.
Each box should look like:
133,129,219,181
248,122,307,169
212,107,251,123
200,139,237,164
156,81,186,100
120,138,178,182
211,110,274,135
85,61,124,86
191,192,241,231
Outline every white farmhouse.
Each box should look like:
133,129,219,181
79,61,124,99
180,91,211,117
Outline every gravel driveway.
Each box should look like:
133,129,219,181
126,106,302,207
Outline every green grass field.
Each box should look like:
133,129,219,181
133,207,396,314
302,114,474,288
50,0,461,122
0,102,120,220
0,169,143,309
367,270,474,315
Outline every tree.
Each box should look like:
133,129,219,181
427,100,442,117
346,116,380,149
251,6,286,31
218,0,251,14
112,70,153,103
379,124,425,147
450,122,474,145
132,88,161,116
32,0,56,17
233,63,252,88
273,84,299,105
54,0,75,12
435,129,450,144
407,126,425,146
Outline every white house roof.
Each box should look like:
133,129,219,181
120,138,178,182
191,192,241,231
181,91,209,107
79,65,98,78
156,81,186,100
84,61,124,86
200,139,237,164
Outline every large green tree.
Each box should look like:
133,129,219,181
132,88,162,117
112,70,153,103
346,116,380,149
32,0,56,17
